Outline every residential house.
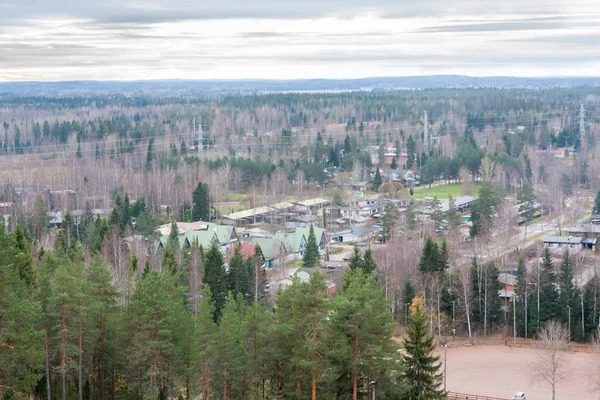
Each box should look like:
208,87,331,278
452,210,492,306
498,273,517,307
244,237,286,267
296,226,327,251
274,231,307,259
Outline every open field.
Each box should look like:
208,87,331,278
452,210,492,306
411,182,482,200
442,345,599,400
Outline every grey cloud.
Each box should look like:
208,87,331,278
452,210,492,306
0,0,591,24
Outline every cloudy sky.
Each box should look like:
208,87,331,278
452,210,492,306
0,0,599,81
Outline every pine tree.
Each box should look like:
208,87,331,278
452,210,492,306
130,270,185,398
329,269,397,399
212,295,247,399
302,225,320,268
203,243,228,321
275,272,331,399
192,181,210,222
192,288,216,399
0,227,44,397
228,243,251,301
391,156,398,170
402,297,445,400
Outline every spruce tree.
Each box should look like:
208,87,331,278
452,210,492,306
514,257,528,336
593,189,600,215
202,243,228,321
349,246,363,271
302,225,320,268
402,297,445,400
192,182,210,222
373,168,382,190
446,195,462,230
419,236,440,274
558,249,577,335
361,248,377,275
228,243,251,301
381,201,399,242
539,247,559,325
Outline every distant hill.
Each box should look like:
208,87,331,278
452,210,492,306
0,75,598,96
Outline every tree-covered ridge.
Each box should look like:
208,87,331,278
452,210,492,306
2,218,432,400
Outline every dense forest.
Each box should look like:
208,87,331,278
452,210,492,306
0,217,455,400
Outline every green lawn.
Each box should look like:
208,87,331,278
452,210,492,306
214,203,250,216
411,182,481,199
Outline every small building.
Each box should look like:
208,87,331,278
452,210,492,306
245,237,286,267
296,226,327,251
543,236,587,250
331,227,374,244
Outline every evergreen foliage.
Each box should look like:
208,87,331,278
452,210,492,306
402,297,445,400
302,225,320,268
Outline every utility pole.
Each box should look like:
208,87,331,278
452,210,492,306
198,119,203,156
513,296,517,344
579,104,586,140
567,305,571,341
423,110,429,155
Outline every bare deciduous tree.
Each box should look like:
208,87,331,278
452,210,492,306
533,320,570,400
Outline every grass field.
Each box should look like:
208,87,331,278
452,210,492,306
411,182,482,199
214,203,250,216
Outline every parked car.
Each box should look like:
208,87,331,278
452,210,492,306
511,392,526,400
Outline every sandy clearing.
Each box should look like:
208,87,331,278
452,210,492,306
442,345,599,400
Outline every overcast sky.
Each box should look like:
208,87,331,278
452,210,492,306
0,0,599,81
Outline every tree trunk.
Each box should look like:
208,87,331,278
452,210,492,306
61,299,67,400
79,298,83,400
352,330,358,400
45,326,51,400
99,306,105,400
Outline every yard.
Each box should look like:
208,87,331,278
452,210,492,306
440,345,598,400
411,182,482,200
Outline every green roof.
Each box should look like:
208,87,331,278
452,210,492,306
182,230,219,248
274,231,305,253
247,238,285,260
160,235,187,248
295,227,325,245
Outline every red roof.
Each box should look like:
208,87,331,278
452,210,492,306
237,243,257,258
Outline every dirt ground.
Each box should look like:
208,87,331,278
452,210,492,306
442,345,599,400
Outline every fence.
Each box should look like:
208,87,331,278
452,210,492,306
447,392,510,400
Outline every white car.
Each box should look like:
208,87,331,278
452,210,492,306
511,392,526,400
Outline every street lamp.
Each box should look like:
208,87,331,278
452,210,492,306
440,344,448,392
567,305,571,341
370,380,378,400
452,301,456,334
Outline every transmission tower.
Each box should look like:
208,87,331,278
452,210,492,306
423,110,429,154
579,104,586,140
198,120,203,156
